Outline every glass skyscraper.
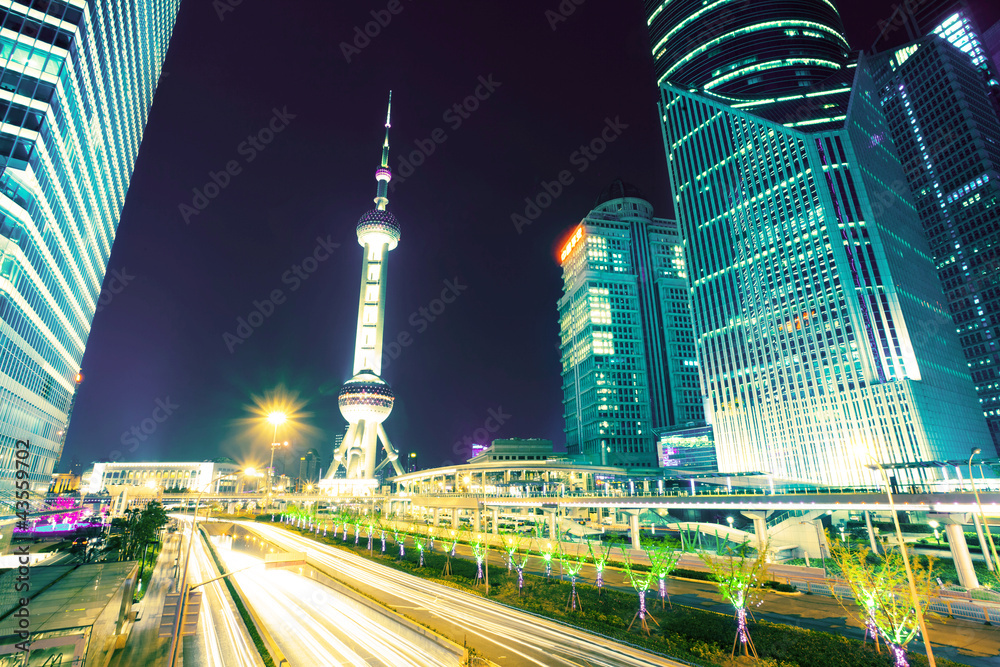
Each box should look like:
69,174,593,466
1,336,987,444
869,21,1000,452
0,1,181,492
646,0,991,485
646,0,850,100
559,183,703,468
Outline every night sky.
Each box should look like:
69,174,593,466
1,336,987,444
62,0,1000,475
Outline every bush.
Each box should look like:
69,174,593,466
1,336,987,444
763,581,797,593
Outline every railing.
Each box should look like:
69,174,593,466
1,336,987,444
765,509,812,529
391,486,991,502
775,575,998,625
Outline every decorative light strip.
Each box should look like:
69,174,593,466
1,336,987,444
651,0,736,54
658,20,850,85
786,114,846,127
704,57,842,90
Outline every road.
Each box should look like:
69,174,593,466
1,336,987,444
184,529,263,667
213,538,449,666
243,521,685,667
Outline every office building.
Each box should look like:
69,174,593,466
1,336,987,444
646,0,850,101
558,183,702,467
869,34,1000,451
298,447,320,487
0,1,182,492
85,459,241,494
645,0,991,485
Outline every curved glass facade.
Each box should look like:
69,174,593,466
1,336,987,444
645,0,851,100
0,1,181,492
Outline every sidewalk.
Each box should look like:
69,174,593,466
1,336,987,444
108,532,181,667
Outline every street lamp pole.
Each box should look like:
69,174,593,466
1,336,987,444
968,448,999,573
866,460,936,667
266,412,287,510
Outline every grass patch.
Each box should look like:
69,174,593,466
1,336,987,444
133,544,161,602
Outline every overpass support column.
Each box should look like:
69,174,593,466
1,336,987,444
451,508,459,530
930,513,980,589
433,508,439,527
548,510,558,541
474,507,482,533
491,508,499,535
626,511,641,550
741,511,770,555
864,511,880,555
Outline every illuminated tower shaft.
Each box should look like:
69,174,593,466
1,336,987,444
328,94,405,482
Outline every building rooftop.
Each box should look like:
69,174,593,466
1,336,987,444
0,561,137,637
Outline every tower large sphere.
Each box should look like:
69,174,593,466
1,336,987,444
357,209,401,250
338,371,394,424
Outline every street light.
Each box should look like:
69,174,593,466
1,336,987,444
864,458,936,667
266,411,288,508
968,447,1000,573
928,520,940,545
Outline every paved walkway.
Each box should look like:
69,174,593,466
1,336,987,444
108,532,181,667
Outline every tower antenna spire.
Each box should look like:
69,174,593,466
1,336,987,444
375,91,392,210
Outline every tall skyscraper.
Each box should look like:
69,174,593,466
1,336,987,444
646,0,850,100
869,28,1000,452
645,0,991,485
558,183,703,468
0,1,181,492
323,94,405,487
298,448,320,487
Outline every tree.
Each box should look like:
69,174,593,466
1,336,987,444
699,540,769,658
501,530,521,572
377,518,387,553
392,527,406,558
510,539,532,596
365,518,374,552
558,544,587,611
646,540,681,609
471,532,487,585
588,538,616,594
536,541,556,577
620,545,658,635
442,529,460,576
829,536,935,667
412,533,427,567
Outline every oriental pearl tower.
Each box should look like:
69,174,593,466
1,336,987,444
323,93,405,486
